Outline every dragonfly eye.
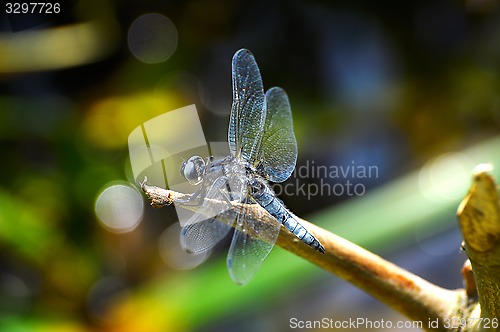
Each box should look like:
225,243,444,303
180,156,206,185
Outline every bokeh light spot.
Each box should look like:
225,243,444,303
419,152,473,202
95,183,143,233
0,274,31,315
127,13,178,64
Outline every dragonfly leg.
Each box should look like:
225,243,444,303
174,188,204,206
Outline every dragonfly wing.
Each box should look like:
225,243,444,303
228,49,266,163
180,176,234,253
226,200,281,285
181,217,232,254
259,87,297,183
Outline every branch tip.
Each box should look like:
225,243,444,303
457,164,500,321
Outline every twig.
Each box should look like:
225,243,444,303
458,164,500,330
141,178,471,331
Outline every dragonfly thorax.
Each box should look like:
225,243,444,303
249,177,266,196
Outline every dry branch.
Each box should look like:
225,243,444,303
141,173,500,332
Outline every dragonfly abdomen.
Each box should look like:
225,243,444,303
252,183,325,253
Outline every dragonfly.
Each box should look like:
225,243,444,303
179,49,325,285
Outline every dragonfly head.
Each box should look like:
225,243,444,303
180,156,206,185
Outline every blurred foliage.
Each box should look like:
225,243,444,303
0,0,500,331
83,91,188,149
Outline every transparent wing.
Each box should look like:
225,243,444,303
180,176,234,253
228,49,266,163
258,87,297,183
226,200,280,285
